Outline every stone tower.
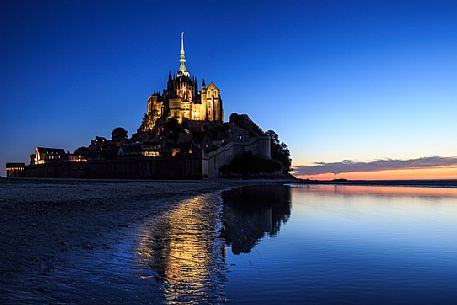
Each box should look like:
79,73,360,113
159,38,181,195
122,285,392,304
200,78,207,120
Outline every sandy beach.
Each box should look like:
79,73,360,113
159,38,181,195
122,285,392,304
0,178,291,303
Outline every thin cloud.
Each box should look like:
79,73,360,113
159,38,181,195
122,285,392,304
294,156,457,176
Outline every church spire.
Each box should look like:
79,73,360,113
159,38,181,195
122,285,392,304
178,32,189,77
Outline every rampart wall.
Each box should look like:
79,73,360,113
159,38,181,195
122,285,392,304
205,136,271,178
24,157,203,179
23,137,272,179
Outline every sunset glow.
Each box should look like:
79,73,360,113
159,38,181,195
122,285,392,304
291,184,457,198
296,166,457,181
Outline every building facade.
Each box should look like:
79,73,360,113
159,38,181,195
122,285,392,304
31,147,68,165
6,162,25,177
141,33,223,130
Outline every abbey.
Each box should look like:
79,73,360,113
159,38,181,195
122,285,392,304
140,33,223,131
10,33,284,179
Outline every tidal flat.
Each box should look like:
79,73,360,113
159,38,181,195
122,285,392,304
3,180,457,304
0,178,282,304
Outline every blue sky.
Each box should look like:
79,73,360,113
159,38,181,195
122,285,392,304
1,0,456,177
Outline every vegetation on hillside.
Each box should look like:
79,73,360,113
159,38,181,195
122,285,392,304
229,113,264,136
222,114,292,176
220,152,283,177
228,113,292,174
117,112,293,177
112,127,128,141
266,129,292,173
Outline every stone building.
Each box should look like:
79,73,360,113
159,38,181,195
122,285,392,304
140,32,223,129
6,162,25,177
31,147,68,165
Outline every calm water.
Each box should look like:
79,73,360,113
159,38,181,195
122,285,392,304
221,184,457,304
132,184,457,304
6,184,457,304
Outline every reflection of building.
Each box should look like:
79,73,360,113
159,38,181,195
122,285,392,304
140,32,223,128
135,194,225,304
6,162,25,177
221,185,291,254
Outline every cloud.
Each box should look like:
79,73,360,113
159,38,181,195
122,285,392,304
293,156,457,176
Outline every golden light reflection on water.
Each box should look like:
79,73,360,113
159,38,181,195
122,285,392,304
135,194,225,304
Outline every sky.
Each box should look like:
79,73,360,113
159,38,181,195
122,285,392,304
1,0,457,179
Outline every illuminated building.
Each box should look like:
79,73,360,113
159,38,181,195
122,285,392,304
68,155,87,162
6,163,25,177
140,32,224,129
32,147,67,165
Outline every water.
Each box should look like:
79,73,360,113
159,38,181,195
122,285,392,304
133,184,457,304
5,184,457,304
135,193,226,304
221,184,457,304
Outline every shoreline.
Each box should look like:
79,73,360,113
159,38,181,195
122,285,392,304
1,178,455,303
293,179,457,188
0,178,290,303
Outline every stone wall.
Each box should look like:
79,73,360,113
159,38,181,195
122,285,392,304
23,137,272,179
204,136,271,178
24,157,204,179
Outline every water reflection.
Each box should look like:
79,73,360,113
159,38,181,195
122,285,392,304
133,184,291,304
290,184,457,198
221,185,291,255
223,184,457,305
135,194,226,304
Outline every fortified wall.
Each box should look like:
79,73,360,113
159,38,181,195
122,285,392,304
24,157,204,179
21,137,271,179
204,136,271,178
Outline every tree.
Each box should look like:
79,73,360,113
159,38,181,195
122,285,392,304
219,152,282,177
151,109,159,118
112,127,128,141
229,113,264,136
74,146,88,156
140,110,159,131
165,118,181,141
266,130,292,173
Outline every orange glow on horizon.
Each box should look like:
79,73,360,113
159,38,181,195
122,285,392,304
291,184,457,198
295,166,457,181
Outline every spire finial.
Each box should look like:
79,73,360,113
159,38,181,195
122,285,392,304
178,32,189,76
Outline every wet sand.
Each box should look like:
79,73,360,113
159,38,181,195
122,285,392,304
0,178,290,304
